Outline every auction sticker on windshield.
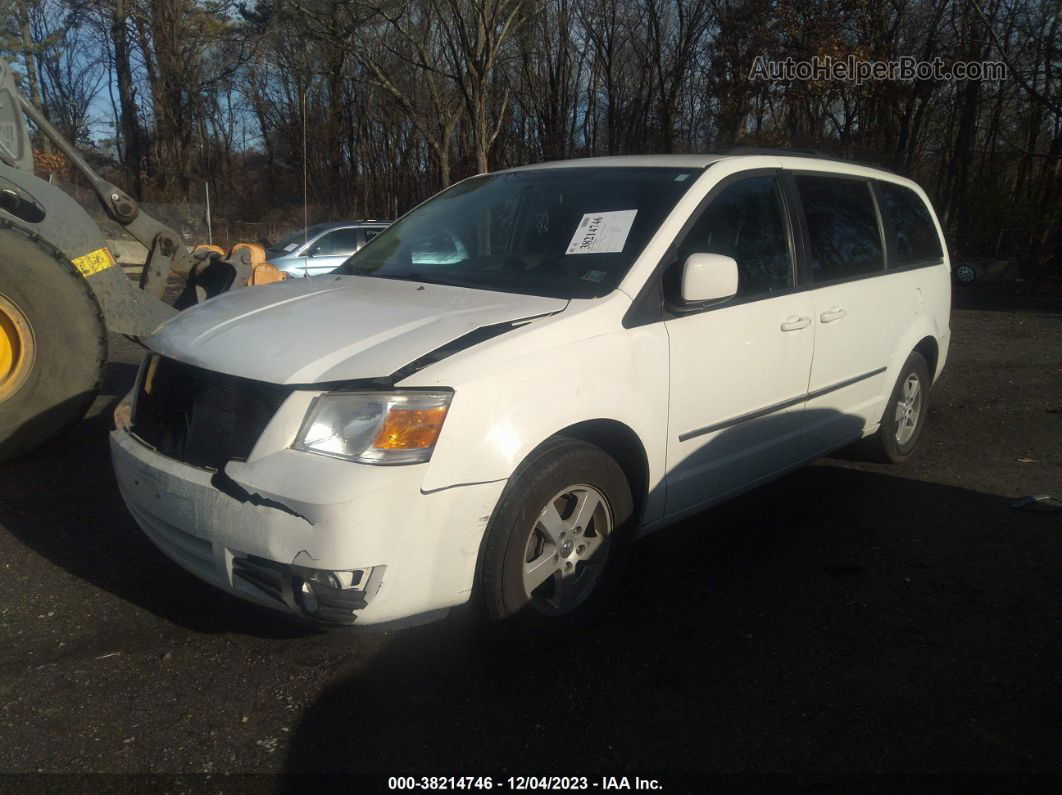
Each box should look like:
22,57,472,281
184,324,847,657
565,210,637,255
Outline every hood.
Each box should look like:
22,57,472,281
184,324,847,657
146,275,568,384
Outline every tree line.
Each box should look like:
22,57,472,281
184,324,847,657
2,0,1060,277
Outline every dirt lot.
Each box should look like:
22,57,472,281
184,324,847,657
0,294,1060,782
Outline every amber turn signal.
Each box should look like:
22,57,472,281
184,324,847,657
294,390,453,464
372,406,448,450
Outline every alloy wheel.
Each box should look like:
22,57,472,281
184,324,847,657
894,372,923,445
521,484,613,615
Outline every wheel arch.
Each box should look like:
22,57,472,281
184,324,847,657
464,414,655,600
872,316,944,432
887,315,941,385
912,335,940,381
554,419,650,523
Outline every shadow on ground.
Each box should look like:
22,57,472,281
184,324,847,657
282,466,1061,776
2,352,1060,775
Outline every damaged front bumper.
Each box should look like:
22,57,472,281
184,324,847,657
110,426,506,627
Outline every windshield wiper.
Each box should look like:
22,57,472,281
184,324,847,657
348,269,557,297
405,272,463,286
351,270,465,288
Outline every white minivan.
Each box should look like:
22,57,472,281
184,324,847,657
111,153,951,642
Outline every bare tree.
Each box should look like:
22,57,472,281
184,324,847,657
7,0,1057,277
29,0,106,145
357,0,465,185
433,0,529,173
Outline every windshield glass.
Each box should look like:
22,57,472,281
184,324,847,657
335,167,698,298
269,224,333,254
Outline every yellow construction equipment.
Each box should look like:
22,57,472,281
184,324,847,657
0,58,286,460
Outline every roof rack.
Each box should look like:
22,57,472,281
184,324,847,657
720,146,826,157
715,146,898,175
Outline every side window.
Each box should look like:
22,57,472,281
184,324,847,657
878,182,943,267
311,228,358,256
796,175,883,282
676,176,794,298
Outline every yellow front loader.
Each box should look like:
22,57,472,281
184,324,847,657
0,58,283,461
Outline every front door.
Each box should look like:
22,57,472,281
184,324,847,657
664,174,815,515
303,227,359,276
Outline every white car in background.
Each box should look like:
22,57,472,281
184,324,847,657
111,153,951,644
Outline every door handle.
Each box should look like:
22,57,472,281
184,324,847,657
780,315,811,331
820,307,847,323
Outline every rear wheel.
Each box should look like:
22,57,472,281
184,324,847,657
0,229,107,462
480,437,634,647
863,351,931,463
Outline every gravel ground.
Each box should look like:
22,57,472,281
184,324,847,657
0,294,1059,783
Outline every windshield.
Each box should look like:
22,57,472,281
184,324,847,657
269,224,333,254
335,167,698,298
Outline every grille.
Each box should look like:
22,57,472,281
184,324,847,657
132,356,292,470
232,556,287,604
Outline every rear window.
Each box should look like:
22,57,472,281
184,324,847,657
878,182,943,267
270,224,332,253
796,175,884,283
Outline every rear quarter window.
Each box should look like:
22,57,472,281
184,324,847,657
878,182,943,267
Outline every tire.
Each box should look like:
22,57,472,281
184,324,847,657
0,228,107,462
480,437,635,648
863,351,931,464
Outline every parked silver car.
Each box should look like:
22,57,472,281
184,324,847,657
266,221,390,277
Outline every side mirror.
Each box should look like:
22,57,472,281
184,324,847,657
680,253,739,304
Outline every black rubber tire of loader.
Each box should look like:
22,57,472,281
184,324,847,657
0,228,107,462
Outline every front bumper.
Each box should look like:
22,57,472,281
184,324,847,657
110,428,506,626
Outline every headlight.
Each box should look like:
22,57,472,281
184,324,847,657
293,390,452,464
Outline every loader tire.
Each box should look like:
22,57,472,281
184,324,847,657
0,228,107,462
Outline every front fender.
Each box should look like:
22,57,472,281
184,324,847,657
407,310,670,524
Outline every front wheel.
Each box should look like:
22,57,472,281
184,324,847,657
480,437,634,647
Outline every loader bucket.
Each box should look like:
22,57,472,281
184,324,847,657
193,243,225,258
227,242,287,286
230,242,266,265
249,262,287,285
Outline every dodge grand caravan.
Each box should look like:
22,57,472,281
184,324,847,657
111,153,951,642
